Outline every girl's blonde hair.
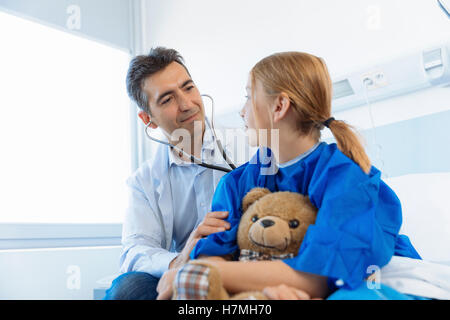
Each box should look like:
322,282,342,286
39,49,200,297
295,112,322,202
250,51,371,174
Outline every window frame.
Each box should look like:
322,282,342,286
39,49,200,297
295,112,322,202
0,223,122,249
0,1,147,250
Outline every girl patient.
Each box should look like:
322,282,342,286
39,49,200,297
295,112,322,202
157,51,421,300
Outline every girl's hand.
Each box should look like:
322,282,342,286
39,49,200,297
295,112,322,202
156,268,180,300
263,284,321,300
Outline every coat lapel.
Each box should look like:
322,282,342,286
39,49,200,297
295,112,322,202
154,145,174,251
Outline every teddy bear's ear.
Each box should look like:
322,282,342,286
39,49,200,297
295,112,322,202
242,188,271,212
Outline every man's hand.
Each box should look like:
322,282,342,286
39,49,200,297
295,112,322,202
169,211,230,269
156,267,180,300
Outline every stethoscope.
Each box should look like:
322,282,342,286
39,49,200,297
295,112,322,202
144,94,236,173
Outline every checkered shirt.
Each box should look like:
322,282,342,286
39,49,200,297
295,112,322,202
174,263,211,300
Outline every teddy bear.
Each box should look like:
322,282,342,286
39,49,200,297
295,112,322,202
172,187,318,300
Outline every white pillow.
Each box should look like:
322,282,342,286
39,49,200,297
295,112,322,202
384,172,450,263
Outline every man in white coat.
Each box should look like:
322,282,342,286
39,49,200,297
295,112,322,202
104,47,232,300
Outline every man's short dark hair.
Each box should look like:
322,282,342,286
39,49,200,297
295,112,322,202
126,47,189,113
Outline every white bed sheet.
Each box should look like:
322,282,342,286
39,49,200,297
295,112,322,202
379,256,450,300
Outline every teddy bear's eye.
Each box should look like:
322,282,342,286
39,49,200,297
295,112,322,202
251,215,259,223
289,219,300,228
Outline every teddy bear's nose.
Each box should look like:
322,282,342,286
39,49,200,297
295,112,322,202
260,219,275,228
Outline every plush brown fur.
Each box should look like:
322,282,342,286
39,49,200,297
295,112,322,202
238,188,317,257
172,187,317,300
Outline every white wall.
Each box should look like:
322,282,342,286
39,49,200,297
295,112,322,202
142,0,450,115
0,246,121,299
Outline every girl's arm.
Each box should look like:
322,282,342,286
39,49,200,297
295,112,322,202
199,259,330,298
156,258,329,299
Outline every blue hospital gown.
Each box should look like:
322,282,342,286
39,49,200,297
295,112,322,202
190,142,421,290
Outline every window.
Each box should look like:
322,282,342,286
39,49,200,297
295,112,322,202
0,11,132,224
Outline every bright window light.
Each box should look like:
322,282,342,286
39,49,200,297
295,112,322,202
0,11,132,223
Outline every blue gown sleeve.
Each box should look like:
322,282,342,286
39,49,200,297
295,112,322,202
282,149,414,290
